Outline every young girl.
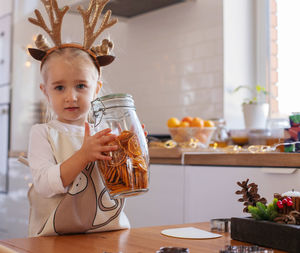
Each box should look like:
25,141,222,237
27,47,131,237
27,0,131,237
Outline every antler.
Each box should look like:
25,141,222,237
28,0,69,46
78,0,118,49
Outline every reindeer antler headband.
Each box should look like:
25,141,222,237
28,0,118,71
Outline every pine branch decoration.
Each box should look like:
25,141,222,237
236,178,267,213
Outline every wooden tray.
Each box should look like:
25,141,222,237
231,217,300,253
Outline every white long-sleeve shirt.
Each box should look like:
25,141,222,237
28,120,76,197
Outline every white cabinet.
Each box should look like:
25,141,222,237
184,166,254,223
0,15,12,85
124,164,185,227
0,104,9,192
184,166,300,223
0,1,12,17
125,164,300,228
0,14,11,193
0,85,10,104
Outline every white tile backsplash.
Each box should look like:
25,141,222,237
104,0,224,135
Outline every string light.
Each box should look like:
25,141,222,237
25,61,31,67
149,140,300,153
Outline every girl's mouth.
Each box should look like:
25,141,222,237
65,107,79,111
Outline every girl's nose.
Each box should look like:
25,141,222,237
65,89,77,102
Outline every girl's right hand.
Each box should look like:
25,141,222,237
80,122,119,163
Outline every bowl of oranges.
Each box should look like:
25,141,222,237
167,116,216,147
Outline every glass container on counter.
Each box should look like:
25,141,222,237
266,118,290,152
229,129,249,146
91,93,149,199
209,118,229,147
248,129,271,145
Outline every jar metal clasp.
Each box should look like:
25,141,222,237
91,97,106,127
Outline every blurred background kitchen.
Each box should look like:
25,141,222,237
1,0,299,239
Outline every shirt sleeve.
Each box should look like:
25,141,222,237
28,124,68,198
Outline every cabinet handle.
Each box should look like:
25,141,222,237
261,168,297,174
0,31,4,37
1,108,9,114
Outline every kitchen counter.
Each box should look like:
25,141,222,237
149,146,300,167
0,222,286,253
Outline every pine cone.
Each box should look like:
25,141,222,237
274,213,297,224
236,179,267,213
290,210,300,225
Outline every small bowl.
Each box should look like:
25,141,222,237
168,127,216,147
229,129,249,146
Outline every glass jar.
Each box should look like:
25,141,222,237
248,129,271,145
91,93,149,199
209,118,229,147
266,117,290,152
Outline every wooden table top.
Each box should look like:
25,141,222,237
0,222,286,253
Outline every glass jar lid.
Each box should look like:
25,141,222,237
100,93,133,101
91,93,135,127
98,93,135,109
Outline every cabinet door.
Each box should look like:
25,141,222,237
0,85,10,104
124,164,185,227
0,15,11,85
243,167,300,201
184,165,300,223
0,104,9,193
184,166,252,223
0,1,12,17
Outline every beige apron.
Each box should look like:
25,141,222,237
28,122,130,237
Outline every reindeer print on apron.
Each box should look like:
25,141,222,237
51,162,123,235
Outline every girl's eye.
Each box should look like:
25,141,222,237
77,84,86,89
55,85,64,91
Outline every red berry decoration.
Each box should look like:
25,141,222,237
277,200,283,209
282,198,287,204
286,197,292,201
287,200,293,207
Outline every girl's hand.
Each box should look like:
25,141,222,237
80,122,118,163
142,123,148,137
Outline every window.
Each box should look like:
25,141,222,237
268,0,300,117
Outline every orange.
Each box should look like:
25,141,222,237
181,116,193,125
173,133,186,143
167,117,180,128
128,135,142,156
178,121,190,128
190,117,204,127
196,132,208,144
204,120,215,127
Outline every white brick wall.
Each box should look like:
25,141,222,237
104,0,224,135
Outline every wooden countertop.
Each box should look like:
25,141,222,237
149,147,300,167
0,222,286,253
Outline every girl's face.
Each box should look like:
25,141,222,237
41,55,100,126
